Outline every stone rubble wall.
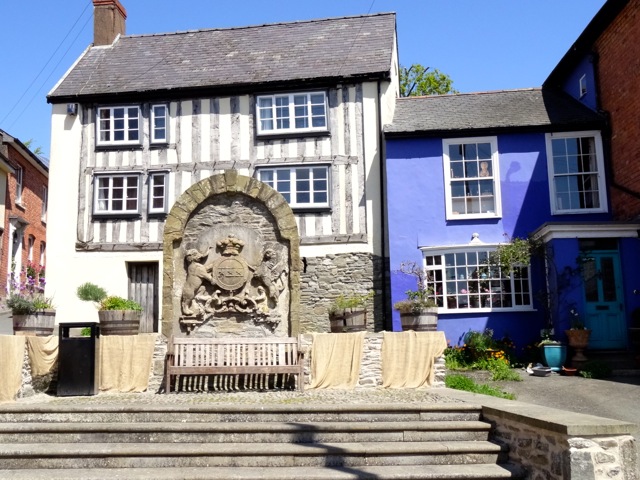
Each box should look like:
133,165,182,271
299,253,386,333
300,333,446,389
485,414,638,480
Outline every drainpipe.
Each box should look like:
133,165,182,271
377,79,389,329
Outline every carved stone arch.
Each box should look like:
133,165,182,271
161,170,300,338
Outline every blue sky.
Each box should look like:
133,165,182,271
1,0,605,158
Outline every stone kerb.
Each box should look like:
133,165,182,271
162,171,301,339
443,389,638,480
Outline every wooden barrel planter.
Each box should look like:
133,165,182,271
329,310,367,333
13,310,56,336
400,309,438,331
98,310,141,335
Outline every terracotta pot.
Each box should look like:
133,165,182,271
565,329,591,349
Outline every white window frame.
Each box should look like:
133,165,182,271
579,74,587,97
148,171,169,214
443,136,502,220
27,236,34,262
93,172,142,215
546,131,607,215
256,165,330,209
39,242,45,267
422,244,533,313
151,104,169,144
96,106,141,146
256,91,328,135
41,185,48,222
15,166,23,205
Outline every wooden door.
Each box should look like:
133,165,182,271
128,262,159,333
582,252,626,349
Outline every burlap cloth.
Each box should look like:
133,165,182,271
309,331,366,389
99,334,157,393
26,336,59,377
382,331,447,388
0,335,26,403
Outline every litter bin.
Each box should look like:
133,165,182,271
57,323,100,396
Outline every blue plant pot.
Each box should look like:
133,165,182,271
541,345,567,372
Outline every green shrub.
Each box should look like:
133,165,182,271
464,328,497,352
444,346,471,370
76,283,107,304
100,296,142,311
579,360,612,379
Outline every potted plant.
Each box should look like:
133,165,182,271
76,282,142,335
6,267,55,336
393,261,438,331
538,329,566,372
565,307,591,368
328,290,374,333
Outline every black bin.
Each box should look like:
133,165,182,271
57,323,100,396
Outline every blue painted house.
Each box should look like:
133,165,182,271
384,87,640,352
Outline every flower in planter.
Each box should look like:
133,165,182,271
4,265,53,314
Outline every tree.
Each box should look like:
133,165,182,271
400,64,458,97
23,139,43,156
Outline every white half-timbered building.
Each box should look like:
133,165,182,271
46,0,398,333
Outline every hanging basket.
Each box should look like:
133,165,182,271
329,310,367,333
13,310,56,336
98,310,141,336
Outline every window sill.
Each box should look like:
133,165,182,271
92,213,141,220
439,306,534,314
15,202,25,211
95,143,143,152
257,130,330,141
291,207,331,214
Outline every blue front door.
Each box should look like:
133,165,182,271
582,251,626,349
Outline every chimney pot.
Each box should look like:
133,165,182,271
93,0,127,46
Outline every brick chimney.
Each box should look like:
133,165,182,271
93,0,127,46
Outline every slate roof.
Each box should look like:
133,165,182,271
384,88,605,137
48,13,396,103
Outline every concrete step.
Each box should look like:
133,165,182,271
0,420,491,444
0,403,483,424
0,464,526,479
0,440,509,469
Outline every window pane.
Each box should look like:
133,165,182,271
477,143,491,159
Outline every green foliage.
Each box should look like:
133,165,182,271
579,360,612,379
444,346,470,370
445,374,516,399
393,261,437,313
400,64,458,97
76,282,108,304
23,139,44,156
490,236,543,276
464,329,497,351
6,294,53,314
5,266,52,314
80,327,92,337
328,290,374,314
100,296,142,311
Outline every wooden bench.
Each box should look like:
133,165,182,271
165,336,305,393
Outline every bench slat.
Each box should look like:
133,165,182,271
165,336,304,393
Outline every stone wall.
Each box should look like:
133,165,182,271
299,253,386,333
485,413,637,480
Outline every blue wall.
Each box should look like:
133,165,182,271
386,131,612,350
560,55,598,110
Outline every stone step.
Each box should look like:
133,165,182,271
0,403,482,424
0,420,491,444
0,440,509,469
0,464,526,479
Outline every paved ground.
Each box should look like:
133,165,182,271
459,368,640,443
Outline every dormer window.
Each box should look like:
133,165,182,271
97,106,141,146
256,92,327,135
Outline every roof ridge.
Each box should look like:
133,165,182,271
120,11,396,40
398,87,543,100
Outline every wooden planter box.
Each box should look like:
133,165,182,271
98,310,141,336
329,310,367,333
400,309,438,331
13,310,56,336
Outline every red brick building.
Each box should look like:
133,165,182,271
0,129,49,294
545,0,640,220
